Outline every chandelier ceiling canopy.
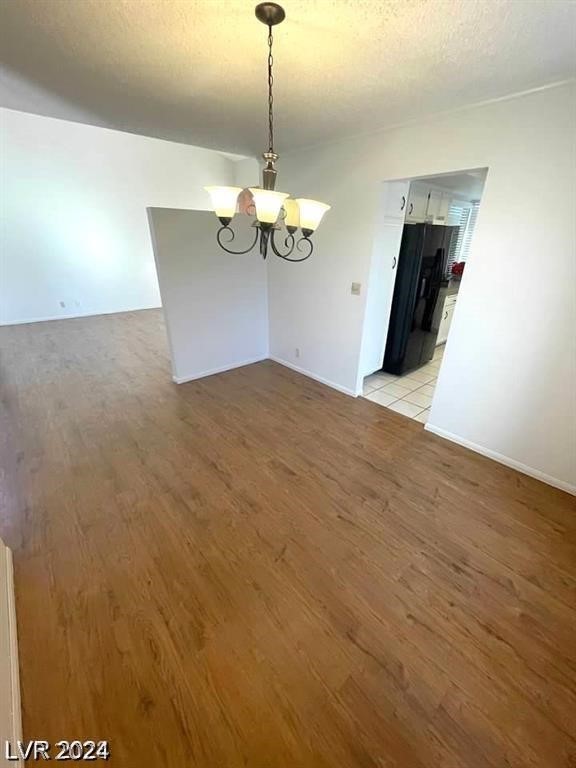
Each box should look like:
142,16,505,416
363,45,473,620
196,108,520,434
205,3,330,262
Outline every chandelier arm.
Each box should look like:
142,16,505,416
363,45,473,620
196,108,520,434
274,235,314,262
216,225,259,255
269,228,296,258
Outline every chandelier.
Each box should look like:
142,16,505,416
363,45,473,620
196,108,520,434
204,3,330,262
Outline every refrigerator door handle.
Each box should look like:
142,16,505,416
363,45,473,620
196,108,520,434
419,277,427,298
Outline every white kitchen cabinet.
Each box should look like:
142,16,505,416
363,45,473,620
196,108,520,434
360,221,404,377
426,188,442,221
437,192,451,223
426,189,452,223
381,180,410,223
406,183,429,222
406,183,456,224
437,295,457,345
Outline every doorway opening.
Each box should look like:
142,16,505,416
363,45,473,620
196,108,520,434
360,168,488,423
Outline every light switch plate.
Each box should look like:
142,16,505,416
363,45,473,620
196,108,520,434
351,282,361,295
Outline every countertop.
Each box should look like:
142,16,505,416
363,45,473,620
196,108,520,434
439,278,461,299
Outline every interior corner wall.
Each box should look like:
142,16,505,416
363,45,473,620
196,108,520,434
148,209,268,383
266,82,576,490
0,108,244,325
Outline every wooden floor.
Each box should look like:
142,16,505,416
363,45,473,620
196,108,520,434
1,309,575,767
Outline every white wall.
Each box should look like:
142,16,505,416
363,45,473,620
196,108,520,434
0,108,246,325
148,208,268,383
267,82,576,491
233,157,260,189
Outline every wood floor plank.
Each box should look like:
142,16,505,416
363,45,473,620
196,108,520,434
0,309,575,767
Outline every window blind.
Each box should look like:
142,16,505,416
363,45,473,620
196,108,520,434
460,201,480,263
445,199,480,276
446,203,470,275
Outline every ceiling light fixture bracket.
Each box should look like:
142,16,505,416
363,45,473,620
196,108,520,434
255,2,286,26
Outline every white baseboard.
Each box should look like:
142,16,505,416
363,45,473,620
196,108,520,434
173,356,268,384
174,356,357,398
1,544,22,761
270,356,357,397
425,423,575,495
0,305,162,327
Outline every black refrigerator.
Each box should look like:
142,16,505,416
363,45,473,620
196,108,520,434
383,223,458,376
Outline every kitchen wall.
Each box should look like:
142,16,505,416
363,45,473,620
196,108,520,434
267,81,576,491
0,108,247,325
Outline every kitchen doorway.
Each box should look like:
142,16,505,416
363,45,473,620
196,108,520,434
360,168,488,423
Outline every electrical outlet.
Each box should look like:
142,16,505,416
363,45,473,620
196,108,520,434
351,282,361,296
295,348,300,359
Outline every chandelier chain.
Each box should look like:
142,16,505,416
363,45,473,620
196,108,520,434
267,24,274,153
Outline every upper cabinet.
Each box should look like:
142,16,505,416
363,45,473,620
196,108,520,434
438,192,451,223
381,180,410,223
427,188,452,223
382,179,468,227
406,184,429,222
426,189,442,220
406,182,453,224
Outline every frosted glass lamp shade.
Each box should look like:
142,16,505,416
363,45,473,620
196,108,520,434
283,199,300,229
204,186,243,220
249,188,289,225
296,199,331,234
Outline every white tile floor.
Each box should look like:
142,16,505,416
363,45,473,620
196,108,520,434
362,346,445,424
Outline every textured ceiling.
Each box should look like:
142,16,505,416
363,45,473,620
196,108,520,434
1,0,575,156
